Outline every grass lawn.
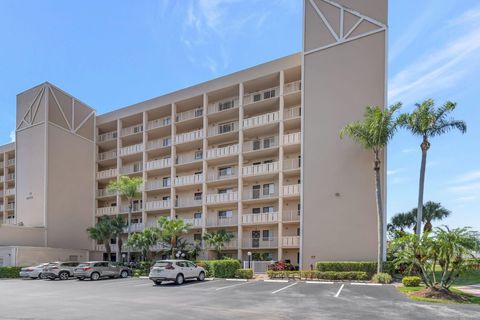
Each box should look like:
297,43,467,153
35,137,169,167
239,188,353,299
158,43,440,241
435,269,480,286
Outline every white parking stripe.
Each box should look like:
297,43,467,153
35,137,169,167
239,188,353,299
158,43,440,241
271,282,298,294
334,284,344,297
215,282,250,291
350,283,383,286
264,279,289,283
305,281,334,284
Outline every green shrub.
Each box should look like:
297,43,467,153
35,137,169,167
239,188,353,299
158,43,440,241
316,261,395,277
402,276,421,287
267,270,367,281
371,272,392,284
235,269,253,279
0,266,22,278
196,259,241,278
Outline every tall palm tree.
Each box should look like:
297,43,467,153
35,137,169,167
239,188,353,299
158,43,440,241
340,103,401,273
408,201,451,233
126,227,160,261
387,212,416,238
109,216,127,262
398,100,466,234
157,217,191,257
107,175,143,261
203,229,235,259
87,217,114,261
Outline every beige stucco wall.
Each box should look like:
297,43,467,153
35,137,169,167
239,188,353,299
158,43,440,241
0,225,46,246
16,246,89,266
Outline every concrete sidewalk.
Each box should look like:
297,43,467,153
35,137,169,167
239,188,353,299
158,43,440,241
458,284,480,297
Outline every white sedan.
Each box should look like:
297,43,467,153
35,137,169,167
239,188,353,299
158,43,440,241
149,260,205,285
19,263,50,279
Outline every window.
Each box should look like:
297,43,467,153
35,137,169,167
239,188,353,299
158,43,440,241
186,261,197,268
264,137,274,148
218,210,233,218
176,261,187,268
163,117,171,126
297,203,301,215
194,150,203,160
297,228,301,236
162,196,170,201
263,89,275,99
195,108,203,117
253,140,261,150
262,206,274,213
133,163,142,172
194,192,202,200
218,188,233,194
163,137,171,147
218,166,233,177
194,212,202,219
252,207,261,214
253,93,262,102
263,183,275,196
219,122,235,134
263,159,273,164
252,185,261,199
133,125,143,133
163,177,171,187
262,230,272,241
193,234,202,242
94,262,108,267
219,100,234,111
110,238,116,244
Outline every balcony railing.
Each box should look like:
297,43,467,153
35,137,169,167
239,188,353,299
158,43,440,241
148,116,171,130
176,108,203,122
283,158,301,170
120,163,143,175
243,137,278,152
282,184,301,197
283,210,301,222
123,223,144,233
183,218,203,228
284,105,301,120
243,189,278,200
147,138,171,150
243,111,279,129
206,192,238,204
243,86,279,105
5,188,15,196
145,200,171,211
284,80,301,94
0,176,3,183
6,203,15,211
96,206,118,216
206,216,237,227
119,143,144,156
95,244,119,252
283,132,301,145
282,236,300,247
174,174,203,186
5,217,16,225
96,168,118,179
96,189,116,197
145,158,171,171
175,197,202,208
98,150,117,161
121,124,143,137
242,162,278,177
242,237,278,249
145,180,171,190
0,162,3,168
121,203,143,213
98,131,117,142
242,212,278,225
206,144,239,159
175,129,203,144
207,97,239,114
6,159,15,167
6,173,15,181
208,121,239,137
176,152,203,165
207,169,237,182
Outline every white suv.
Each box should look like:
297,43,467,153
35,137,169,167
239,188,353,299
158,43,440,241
149,260,205,285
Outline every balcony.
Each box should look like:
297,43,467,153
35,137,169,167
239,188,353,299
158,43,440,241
5,217,16,225
121,124,143,137
208,121,239,137
242,162,278,177
283,158,301,171
284,80,301,94
6,159,15,167
96,206,118,216
123,223,144,233
147,138,172,150
96,189,116,198
284,106,301,120
6,203,15,211
6,173,15,181
176,108,203,122
175,129,203,144
207,169,237,182
98,150,117,161
243,111,279,129
184,218,203,228
96,168,118,179
242,212,278,225
206,192,238,204
282,184,301,197
174,174,203,186
282,236,300,247
175,197,202,208
145,200,171,211
5,188,15,196
145,158,171,171
243,189,278,201
120,163,143,175
98,131,117,143
242,237,278,249
243,137,278,152
95,244,119,252
207,97,239,114
283,132,301,145
206,144,239,159
0,161,3,168
283,210,301,222
0,204,4,211
176,151,203,165
119,143,143,156
206,216,237,227
148,116,171,130
145,180,171,191
0,176,3,183
121,203,143,213
243,87,279,105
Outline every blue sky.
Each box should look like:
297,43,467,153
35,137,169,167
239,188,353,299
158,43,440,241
0,0,479,230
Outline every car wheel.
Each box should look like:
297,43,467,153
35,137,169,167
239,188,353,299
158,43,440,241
59,271,69,280
175,273,184,285
38,273,47,280
197,271,205,281
154,280,162,286
90,272,100,281
120,270,128,278
77,277,84,281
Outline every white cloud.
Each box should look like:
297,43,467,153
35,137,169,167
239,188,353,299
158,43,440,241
9,130,15,142
453,170,480,184
387,168,405,176
447,170,480,202
401,148,415,154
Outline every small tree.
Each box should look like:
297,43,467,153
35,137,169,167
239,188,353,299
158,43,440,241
126,228,160,261
203,229,235,259
109,215,127,262
87,217,114,261
157,217,191,258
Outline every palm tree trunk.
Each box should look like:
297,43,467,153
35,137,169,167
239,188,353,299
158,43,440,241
416,137,429,235
127,201,132,262
373,151,384,273
105,242,112,262
171,235,177,258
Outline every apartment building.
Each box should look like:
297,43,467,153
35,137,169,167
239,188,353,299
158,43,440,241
0,0,387,268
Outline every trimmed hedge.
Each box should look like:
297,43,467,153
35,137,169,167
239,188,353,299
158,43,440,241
0,266,22,278
197,259,241,278
235,268,253,279
267,270,368,281
316,261,395,277
371,272,392,284
402,276,421,287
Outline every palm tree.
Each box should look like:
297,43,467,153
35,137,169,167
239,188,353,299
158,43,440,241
126,228,160,261
109,216,127,262
87,217,114,261
387,212,416,239
203,229,235,259
157,217,191,257
340,103,401,273
398,100,466,234
107,176,143,261
408,201,451,233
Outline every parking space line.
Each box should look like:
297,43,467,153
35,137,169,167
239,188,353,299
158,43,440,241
271,282,298,294
264,279,288,283
305,281,334,284
350,283,382,286
334,284,344,297
215,282,250,291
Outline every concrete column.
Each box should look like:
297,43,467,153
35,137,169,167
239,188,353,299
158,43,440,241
237,83,244,260
170,103,176,219
278,70,285,261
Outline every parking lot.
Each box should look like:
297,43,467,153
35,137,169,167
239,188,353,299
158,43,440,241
0,278,479,320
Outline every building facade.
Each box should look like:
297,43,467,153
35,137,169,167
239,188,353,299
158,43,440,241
0,0,387,268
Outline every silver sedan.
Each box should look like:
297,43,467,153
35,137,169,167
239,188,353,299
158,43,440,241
19,263,50,279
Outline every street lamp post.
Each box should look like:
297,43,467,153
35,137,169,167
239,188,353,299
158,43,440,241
247,251,252,269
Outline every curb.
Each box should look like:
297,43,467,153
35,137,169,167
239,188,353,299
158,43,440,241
226,278,248,282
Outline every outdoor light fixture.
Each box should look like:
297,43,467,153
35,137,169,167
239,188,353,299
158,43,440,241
247,251,252,269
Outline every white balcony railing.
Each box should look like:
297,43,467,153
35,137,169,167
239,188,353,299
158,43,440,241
284,105,301,120
207,168,237,182
145,179,171,191
243,189,278,200
282,236,300,247
0,176,4,183
121,124,143,137
206,216,237,227
243,111,279,129
208,121,239,136
123,223,144,233
175,129,203,144
176,151,203,165
6,203,15,211
175,197,202,208
6,173,15,181
121,163,143,175
282,184,301,197
98,150,117,161
243,86,279,105
96,206,118,216
242,162,278,176
242,237,278,249
119,143,144,156
183,218,203,228
96,189,116,197
147,116,171,130
98,131,117,142
6,159,15,167
174,174,203,186
5,188,15,196
283,158,301,170
283,210,301,222
176,108,203,122
242,212,278,224
206,144,239,159
121,203,143,213
145,158,171,171
5,217,16,225
206,192,238,204
243,137,278,152
96,168,118,179
145,200,171,211
283,132,301,145
207,97,239,114
284,80,301,94
0,204,4,211
95,244,119,252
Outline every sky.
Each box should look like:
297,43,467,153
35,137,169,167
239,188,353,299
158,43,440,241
0,0,479,230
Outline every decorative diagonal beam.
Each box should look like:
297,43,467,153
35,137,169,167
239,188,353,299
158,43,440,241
309,0,339,41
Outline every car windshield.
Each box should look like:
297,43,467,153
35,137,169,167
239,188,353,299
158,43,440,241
35,264,47,268
153,261,172,268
